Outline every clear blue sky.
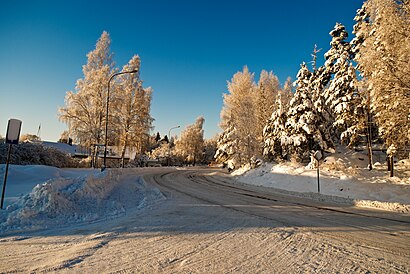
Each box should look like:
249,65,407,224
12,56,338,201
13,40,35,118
0,0,362,141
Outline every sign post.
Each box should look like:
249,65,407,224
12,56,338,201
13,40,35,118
387,144,397,177
1,119,22,209
313,150,323,193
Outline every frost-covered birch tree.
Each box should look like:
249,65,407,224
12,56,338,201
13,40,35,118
175,116,205,165
280,77,294,109
255,70,280,147
219,66,258,166
59,31,115,147
112,55,153,166
353,0,410,157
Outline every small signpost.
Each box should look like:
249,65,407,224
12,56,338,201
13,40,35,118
1,119,22,209
313,150,323,193
387,144,397,177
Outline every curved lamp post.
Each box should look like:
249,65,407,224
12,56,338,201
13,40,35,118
167,125,180,166
102,69,138,171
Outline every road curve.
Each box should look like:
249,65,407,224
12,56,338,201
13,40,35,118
144,167,410,273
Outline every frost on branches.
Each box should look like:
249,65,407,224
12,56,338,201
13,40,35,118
59,31,115,147
112,55,153,165
353,0,410,157
255,70,280,146
219,66,259,166
58,32,153,163
175,116,205,165
216,66,290,168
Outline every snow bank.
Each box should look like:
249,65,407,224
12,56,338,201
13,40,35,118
0,168,164,232
0,164,99,205
232,154,410,213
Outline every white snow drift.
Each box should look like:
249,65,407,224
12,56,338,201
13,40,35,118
0,166,164,233
232,150,410,213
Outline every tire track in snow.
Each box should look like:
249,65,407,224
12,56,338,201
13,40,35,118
0,232,117,273
152,171,292,228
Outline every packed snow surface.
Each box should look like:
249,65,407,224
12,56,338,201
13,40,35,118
232,150,410,213
0,165,164,232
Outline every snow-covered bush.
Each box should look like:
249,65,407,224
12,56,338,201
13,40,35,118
149,143,169,160
0,143,78,168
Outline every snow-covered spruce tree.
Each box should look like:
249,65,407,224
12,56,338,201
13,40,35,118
310,66,335,145
214,121,240,169
175,116,205,165
262,93,289,160
59,31,115,148
255,70,280,149
203,136,218,164
283,63,333,162
262,76,294,161
323,23,364,146
351,5,370,63
112,55,153,166
219,66,259,166
307,44,334,144
353,0,410,157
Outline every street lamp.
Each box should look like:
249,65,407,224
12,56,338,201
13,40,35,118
102,69,138,171
167,125,180,166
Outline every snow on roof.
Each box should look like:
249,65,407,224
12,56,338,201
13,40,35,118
41,141,78,155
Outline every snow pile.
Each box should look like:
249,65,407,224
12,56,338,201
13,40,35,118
0,169,164,232
0,165,99,205
232,150,410,213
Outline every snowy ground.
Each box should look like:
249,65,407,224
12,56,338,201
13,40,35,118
0,167,408,273
1,151,408,234
232,148,410,213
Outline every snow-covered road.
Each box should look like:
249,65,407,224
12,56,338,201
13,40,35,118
1,167,409,273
